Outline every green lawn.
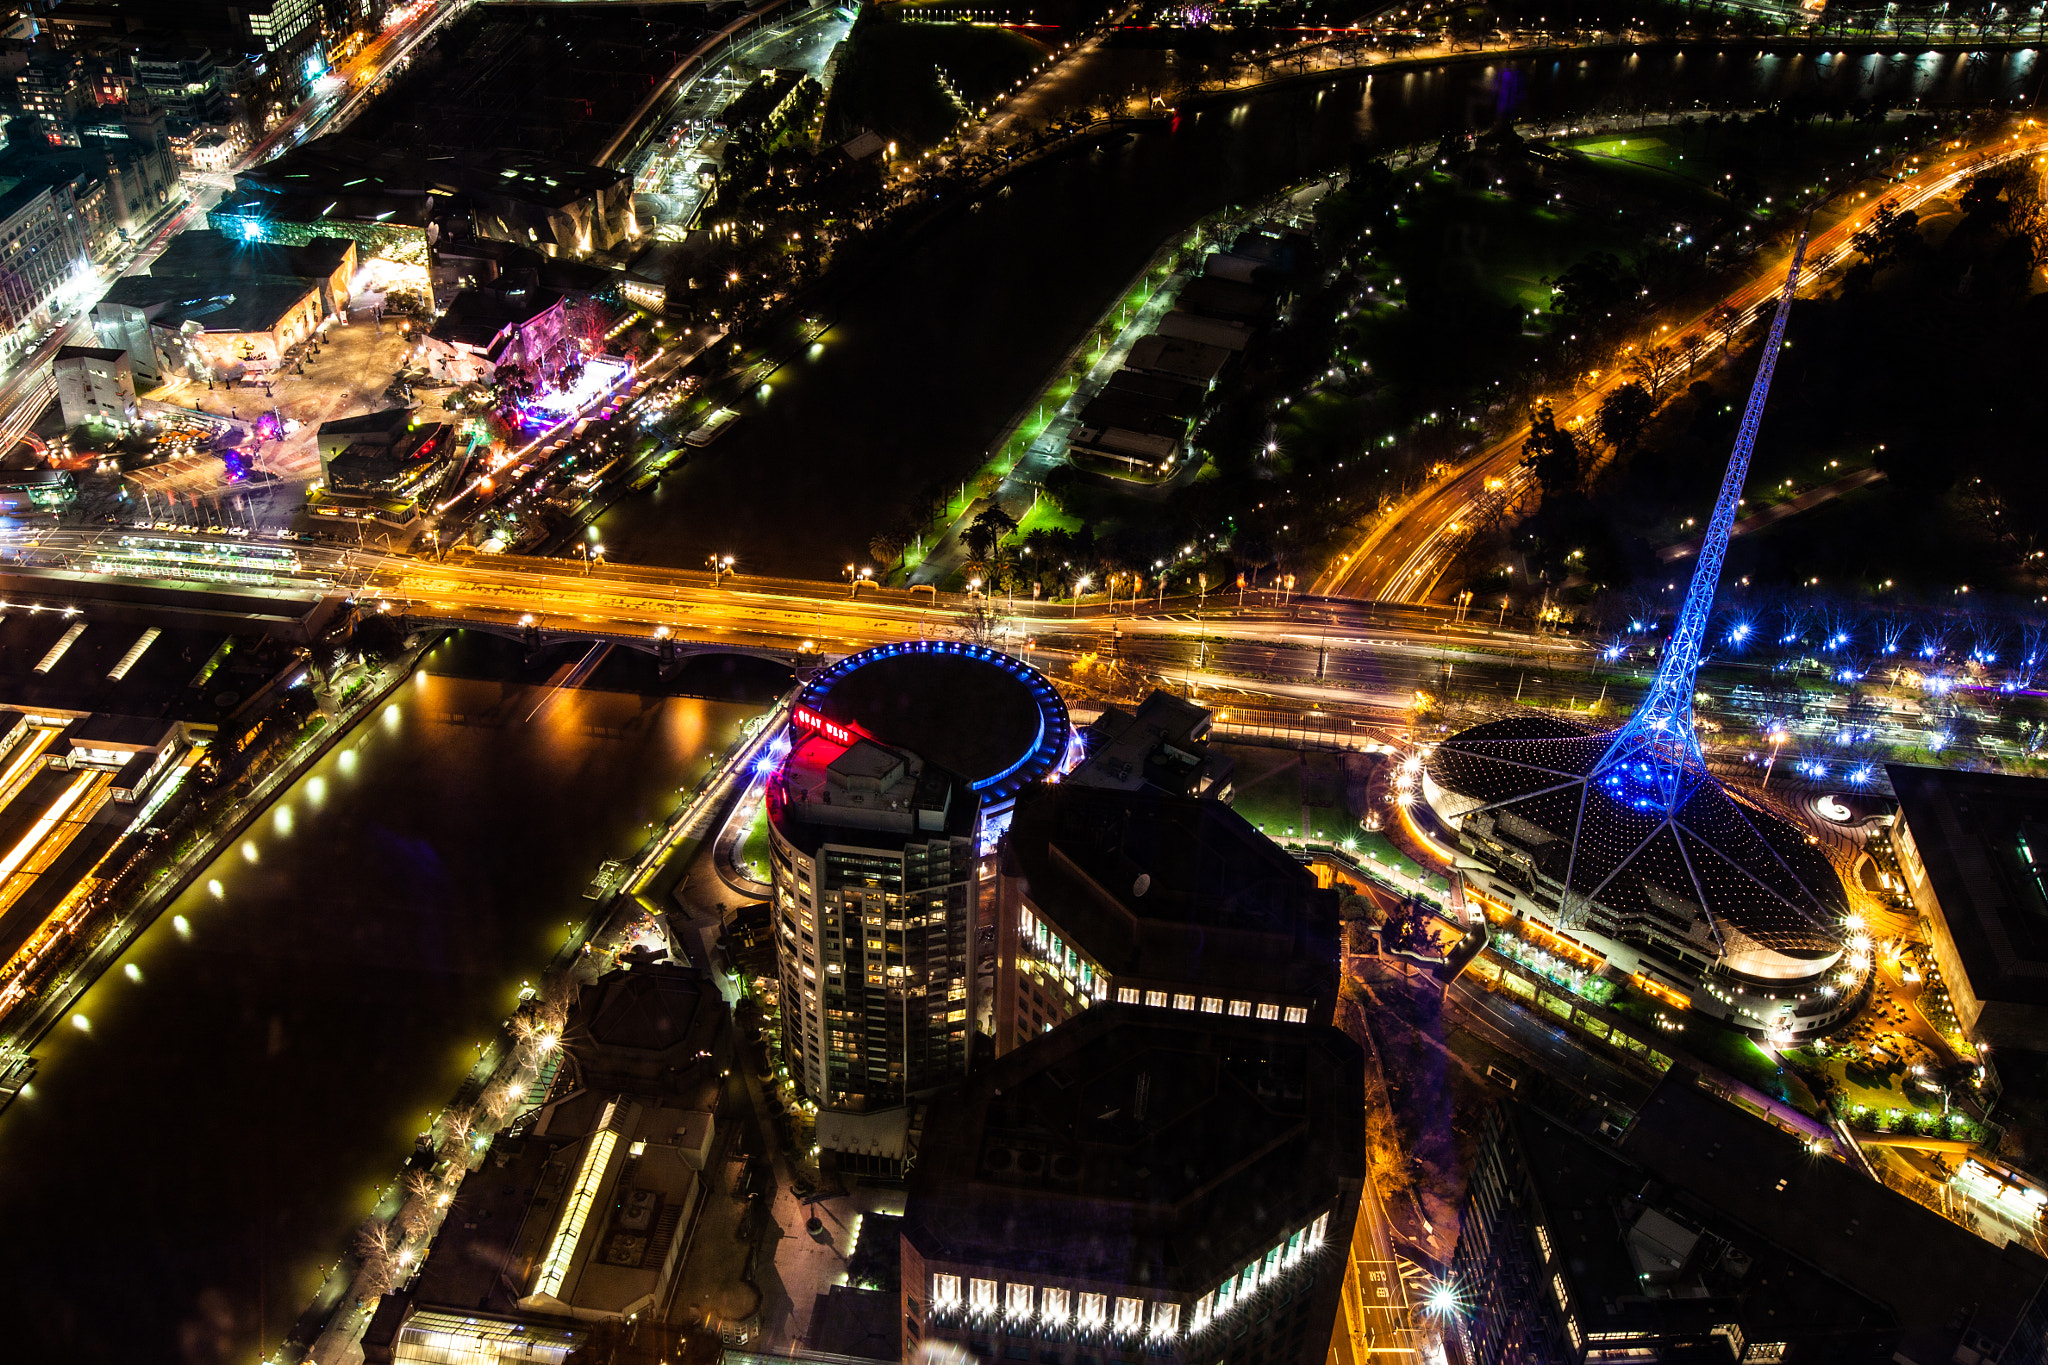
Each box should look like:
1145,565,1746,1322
1566,135,1693,177
1396,181,1643,316
1351,830,1434,887
1610,988,1796,1102
1013,496,1082,538
737,803,773,883
1223,745,1305,839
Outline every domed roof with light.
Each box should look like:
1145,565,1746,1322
1428,713,1846,982
796,640,1069,803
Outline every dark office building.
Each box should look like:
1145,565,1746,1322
994,781,1339,1054
1452,1069,2048,1364
902,1006,1365,1365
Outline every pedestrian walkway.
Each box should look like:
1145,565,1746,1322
909,253,1190,587
1659,466,1888,561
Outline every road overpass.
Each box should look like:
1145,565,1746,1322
0,528,1595,720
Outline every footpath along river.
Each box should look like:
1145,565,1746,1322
0,636,776,1364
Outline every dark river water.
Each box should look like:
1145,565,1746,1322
0,638,770,1364
0,38,2038,1365
592,41,2042,580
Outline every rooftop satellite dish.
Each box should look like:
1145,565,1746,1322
1132,872,1151,897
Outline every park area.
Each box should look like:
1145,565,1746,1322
823,8,1053,152
930,109,1955,606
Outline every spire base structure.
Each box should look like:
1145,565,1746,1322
1592,235,1809,798
1425,230,1845,966
1539,231,1808,925
1420,231,1848,1025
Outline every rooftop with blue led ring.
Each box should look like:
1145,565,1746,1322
797,641,1070,803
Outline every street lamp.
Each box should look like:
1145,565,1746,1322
1072,574,1090,617
709,552,735,586
1762,730,1789,789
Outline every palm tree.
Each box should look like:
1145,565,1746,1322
869,528,906,569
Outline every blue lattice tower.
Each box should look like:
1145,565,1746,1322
1547,231,1810,925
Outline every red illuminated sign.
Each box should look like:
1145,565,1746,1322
792,706,856,746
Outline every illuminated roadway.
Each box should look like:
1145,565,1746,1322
3,527,1600,718
350,551,1591,702
239,0,468,169
1312,124,2048,605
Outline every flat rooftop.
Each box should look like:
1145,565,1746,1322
0,610,297,723
429,286,564,351
53,345,126,366
902,1006,1363,1293
403,1128,568,1317
98,273,318,333
1003,783,1338,1002
153,280,317,334
769,729,972,856
0,567,338,643
565,960,727,1101
147,228,353,285
1502,1094,1888,1348
317,406,412,444
1619,1069,2048,1361
1068,690,1226,797
395,963,724,1326
1889,763,2048,1009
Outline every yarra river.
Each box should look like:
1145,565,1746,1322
592,40,2044,579
0,639,774,1363
0,38,2038,1364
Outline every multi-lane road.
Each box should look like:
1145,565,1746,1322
354,549,1585,692
3,523,1593,718
1312,126,2048,604
239,0,468,169
12,523,1936,745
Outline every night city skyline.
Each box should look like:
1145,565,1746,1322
1,0,2047,1362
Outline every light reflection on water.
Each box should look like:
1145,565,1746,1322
593,41,2040,579
0,659,763,1362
